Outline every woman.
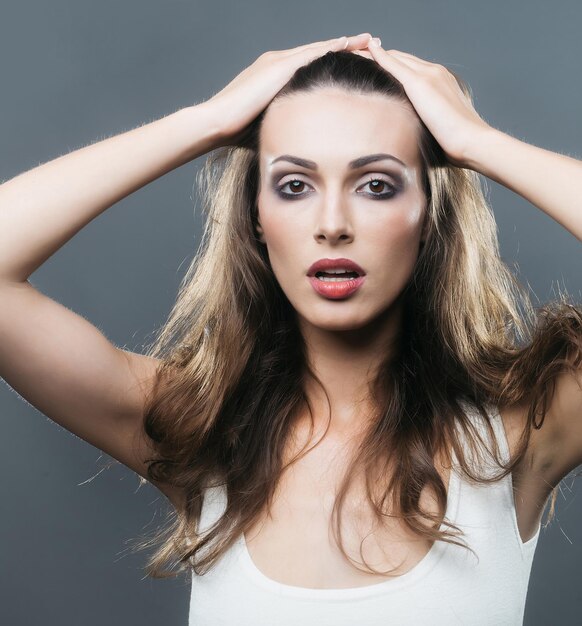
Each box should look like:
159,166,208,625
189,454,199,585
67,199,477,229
0,32,580,624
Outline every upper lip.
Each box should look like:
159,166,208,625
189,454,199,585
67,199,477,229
307,257,366,277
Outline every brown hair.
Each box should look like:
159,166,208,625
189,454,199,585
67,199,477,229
131,50,582,579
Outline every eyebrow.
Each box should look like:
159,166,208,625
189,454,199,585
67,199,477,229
269,153,407,170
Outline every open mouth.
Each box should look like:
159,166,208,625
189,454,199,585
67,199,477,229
314,270,360,282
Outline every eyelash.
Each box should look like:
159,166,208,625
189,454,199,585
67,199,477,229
275,176,399,201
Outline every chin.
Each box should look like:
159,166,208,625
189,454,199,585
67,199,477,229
298,310,373,333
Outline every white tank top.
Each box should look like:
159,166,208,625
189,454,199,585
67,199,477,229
187,401,541,625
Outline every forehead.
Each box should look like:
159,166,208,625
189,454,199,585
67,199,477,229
259,88,421,171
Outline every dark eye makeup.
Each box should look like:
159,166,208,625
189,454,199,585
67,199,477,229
273,175,401,201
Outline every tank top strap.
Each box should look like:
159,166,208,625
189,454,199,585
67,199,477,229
456,398,510,476
198,483,228,536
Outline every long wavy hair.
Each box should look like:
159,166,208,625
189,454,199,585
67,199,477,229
130,50,582,579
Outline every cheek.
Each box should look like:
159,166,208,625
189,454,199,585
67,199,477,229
258,211,305,272
366,202,425,255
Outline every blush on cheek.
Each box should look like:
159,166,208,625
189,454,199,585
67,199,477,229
393,194,424,225
370,213,421,249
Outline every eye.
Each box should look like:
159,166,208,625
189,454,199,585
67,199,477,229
359,177,398,199
276,178,312,199
275,176,398,200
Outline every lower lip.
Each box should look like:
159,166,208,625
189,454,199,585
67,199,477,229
308,275,366,299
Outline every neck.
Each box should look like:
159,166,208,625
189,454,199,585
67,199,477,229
297,298,403,437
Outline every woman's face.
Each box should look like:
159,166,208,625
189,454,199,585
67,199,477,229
256,87,427,333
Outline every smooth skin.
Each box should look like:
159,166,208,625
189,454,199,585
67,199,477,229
0,33,377,509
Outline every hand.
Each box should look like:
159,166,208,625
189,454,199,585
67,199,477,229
205,33,375,147
355,42,493,167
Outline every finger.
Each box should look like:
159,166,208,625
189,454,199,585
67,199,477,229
366,41,417,81
383,49,435,67
292,33,375,65
343,32,375,50
386,51,456,81
290,33,371,55
350,49,374,60
366,44,418,68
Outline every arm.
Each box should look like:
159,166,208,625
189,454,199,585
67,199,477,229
453,98,582,486
0,103,225,509
460,113,582,486
0,104,224,282
463,127,582,242
461,129,582,483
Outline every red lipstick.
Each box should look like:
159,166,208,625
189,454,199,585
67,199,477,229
307,258,365,276
306,257,366,300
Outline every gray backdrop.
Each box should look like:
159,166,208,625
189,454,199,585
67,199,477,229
1,0,581,624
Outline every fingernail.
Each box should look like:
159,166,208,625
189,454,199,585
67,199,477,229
369,37,382,47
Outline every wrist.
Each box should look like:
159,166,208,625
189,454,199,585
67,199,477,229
461,126,508,174
178,101,231,158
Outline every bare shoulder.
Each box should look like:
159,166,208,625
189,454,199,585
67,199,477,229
496,375,582,542
497,384,578,488
117,350,187,512
534,368,582,486
498,400,546,472
0,279,186,512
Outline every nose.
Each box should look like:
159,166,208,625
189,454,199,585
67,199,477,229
313,193,354,244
